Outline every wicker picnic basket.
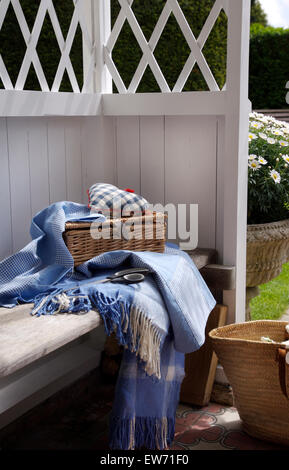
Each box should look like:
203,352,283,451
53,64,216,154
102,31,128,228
209,321,289,446
63,212,166,266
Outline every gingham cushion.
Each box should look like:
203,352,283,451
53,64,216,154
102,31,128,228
88,183,149,217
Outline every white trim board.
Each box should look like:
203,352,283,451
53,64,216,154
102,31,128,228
0,90,102,117
0,90,228,117
103,91,227,116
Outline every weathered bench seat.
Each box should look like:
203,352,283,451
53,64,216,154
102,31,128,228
0,248,220,379
0,304,102,378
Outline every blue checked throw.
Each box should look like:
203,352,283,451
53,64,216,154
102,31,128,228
0,201,216,449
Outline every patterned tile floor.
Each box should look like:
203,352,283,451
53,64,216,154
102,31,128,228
173,403,283,450
0,382,285,451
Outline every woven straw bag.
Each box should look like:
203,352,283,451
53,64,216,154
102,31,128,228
209,321,289,446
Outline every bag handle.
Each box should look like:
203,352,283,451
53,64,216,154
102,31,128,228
278,348,289,399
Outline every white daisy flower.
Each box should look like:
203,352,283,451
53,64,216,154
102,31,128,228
282,154,289,164
267,138,276,144
280,140,289,147
259,133,267,140
282,128,289,135
270,169,281,184
248,132,257,142
268,116,276,123
248,154,257,160
249,160,261,171
258,157,267,165
272,129,283,136
250,121,263,129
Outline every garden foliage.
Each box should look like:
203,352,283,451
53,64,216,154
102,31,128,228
249,24,289,109
248,112,289,224
250,0,268,27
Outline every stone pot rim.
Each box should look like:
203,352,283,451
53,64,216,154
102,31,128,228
246,218,289,286
247,218,289,231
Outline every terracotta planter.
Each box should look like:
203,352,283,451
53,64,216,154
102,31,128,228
246,219,289,287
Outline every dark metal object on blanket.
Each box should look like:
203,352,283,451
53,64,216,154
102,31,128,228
96,267,151,284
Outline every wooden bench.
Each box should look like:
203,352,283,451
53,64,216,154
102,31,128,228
0,248,235,429
255,109,289,123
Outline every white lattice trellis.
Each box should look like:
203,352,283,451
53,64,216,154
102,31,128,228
105,0,228,93
0,0,229,95
0,0,96,93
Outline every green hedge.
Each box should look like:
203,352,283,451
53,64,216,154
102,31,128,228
249,24,289,109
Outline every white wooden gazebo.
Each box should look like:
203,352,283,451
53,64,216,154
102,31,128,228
0,0,251,427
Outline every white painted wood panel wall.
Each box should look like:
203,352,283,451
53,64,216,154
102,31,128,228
0,115,219,260
0,116,116,259
115,115,218,250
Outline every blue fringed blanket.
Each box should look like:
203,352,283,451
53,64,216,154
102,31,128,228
0,201,216,449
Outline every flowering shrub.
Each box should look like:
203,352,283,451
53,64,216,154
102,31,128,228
248,112,289,224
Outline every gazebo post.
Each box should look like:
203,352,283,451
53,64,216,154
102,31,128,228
94,0,112,94
82,0,112,94
221,0,251,324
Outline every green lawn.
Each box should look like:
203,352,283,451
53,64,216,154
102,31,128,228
250,262,289,321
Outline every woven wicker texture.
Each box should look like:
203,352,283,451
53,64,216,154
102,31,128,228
63,213,166,266
246,219,289,287
209,321,289,446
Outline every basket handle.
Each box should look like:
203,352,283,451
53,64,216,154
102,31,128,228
278,348,289,399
